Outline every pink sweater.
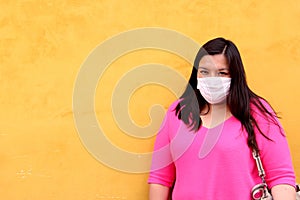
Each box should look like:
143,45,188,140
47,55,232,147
148,100,296,199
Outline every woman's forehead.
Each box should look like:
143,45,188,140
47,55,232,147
198,54,229,69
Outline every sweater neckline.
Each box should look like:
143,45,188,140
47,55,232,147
201,115,234,130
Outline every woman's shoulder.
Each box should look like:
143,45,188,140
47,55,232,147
250,97,283,137
168,99,182,110
249,97,281,130
162,99,182,119
250,97,275,115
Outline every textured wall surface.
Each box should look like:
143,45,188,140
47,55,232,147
0,0,299,199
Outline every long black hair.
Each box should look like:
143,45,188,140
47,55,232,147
175,37,279,152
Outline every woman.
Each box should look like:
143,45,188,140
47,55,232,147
148,37,296,199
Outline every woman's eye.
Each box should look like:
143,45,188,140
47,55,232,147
218,72,229,76
200,70,208,75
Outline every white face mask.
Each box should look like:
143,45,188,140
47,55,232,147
197,77,231,104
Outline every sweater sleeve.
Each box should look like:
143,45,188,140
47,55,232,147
253,100,296,189
148,103,176,187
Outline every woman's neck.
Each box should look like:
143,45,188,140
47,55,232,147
200,103,232,128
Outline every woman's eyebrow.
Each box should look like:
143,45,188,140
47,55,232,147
218,68,229,71
198,66,209,69
199,66,229,70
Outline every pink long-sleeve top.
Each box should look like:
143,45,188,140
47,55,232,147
148,100,296,199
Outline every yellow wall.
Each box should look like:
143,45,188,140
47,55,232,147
1,0,299,199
